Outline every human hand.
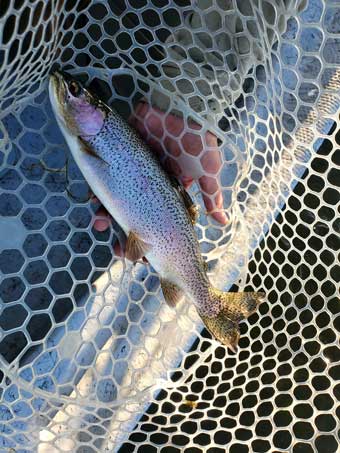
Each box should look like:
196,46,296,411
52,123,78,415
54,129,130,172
93,101,228,235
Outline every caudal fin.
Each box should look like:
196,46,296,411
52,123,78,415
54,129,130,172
198,290,265,352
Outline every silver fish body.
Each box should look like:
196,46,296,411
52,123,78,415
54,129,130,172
82,112,210,306
49,71,264,349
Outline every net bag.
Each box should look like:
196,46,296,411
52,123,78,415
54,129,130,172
0,0,339,452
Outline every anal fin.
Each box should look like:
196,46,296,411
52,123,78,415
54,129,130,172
125,231,150,262
161,278,183,307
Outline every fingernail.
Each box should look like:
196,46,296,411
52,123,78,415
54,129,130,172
213,211,228,225
94,219,110,232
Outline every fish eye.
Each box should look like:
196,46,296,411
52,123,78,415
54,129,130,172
68,80,81,97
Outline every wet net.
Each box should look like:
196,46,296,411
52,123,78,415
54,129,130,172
0,0,339,452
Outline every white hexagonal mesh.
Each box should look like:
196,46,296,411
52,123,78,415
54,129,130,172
0,0,339,452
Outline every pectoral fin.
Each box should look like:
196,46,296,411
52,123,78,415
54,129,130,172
160,279,183,307
78,137,108,165
125,231,150,262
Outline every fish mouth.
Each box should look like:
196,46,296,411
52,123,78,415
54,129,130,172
49,69,78,130
49,70,67,107
51,69,74,85
50,68,74,80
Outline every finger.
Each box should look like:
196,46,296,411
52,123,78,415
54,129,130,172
132,103,187,156
114,240,124,257
180,176,194,189
90,194,99,204
131,102,162,138
164,135,181,157
145,110,163,139
134,118,165,157
131,105,166,157
200,149,222,175
131,101,225,224
93,207,111,232
198,175,228,225
132,102,183,139
93,218,110,232
129,101,149,124
131,115,148,139
181,131,204,156
164,112,184,137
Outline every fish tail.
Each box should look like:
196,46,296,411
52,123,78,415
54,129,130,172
198,290,265,352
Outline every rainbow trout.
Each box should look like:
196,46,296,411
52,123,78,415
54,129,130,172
49,70,264,351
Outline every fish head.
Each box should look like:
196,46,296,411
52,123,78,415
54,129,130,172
49,70,107,137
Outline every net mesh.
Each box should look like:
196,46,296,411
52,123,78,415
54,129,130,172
0,0,339,452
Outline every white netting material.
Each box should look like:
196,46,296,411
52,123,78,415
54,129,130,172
0,0,339,452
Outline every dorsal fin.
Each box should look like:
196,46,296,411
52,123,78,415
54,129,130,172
170,176,199,224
